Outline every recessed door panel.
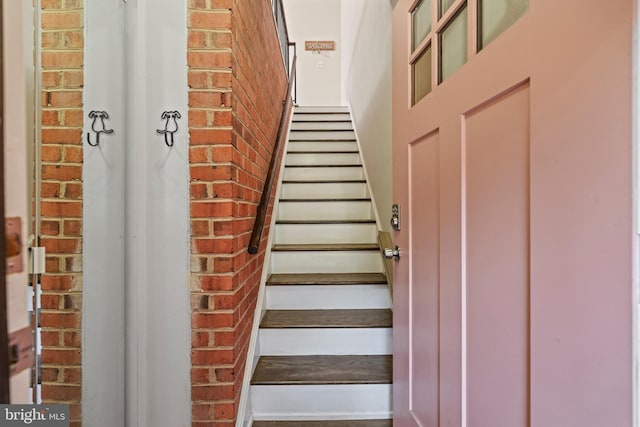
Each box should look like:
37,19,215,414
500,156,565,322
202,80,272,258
409,131,440,426
464,83,530,427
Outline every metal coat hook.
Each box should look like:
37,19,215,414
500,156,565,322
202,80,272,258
157,111,181,147
87,111,114,147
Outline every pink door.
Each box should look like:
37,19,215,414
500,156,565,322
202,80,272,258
392,1,634,426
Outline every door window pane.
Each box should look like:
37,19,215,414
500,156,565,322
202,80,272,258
412,0,432,51
479,0,528,48
439,5,467,82
439,0,456,17
412,46,432,105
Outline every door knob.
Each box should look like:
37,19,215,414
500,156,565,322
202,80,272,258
384,245,401,260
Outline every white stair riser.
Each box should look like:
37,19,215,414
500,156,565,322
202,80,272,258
259,328,392,356
281,183,368,199
251,384,392,420
278,201,374,221
271,251,383,274
275,223,377,244
293,113,351,121
289,131,356,140
266,285,391,309
291,122,353,131
283,167,364,181
295,107,350,114
288,141,358,152
285,153,361,166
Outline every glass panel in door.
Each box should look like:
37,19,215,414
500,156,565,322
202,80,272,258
439,5,468,82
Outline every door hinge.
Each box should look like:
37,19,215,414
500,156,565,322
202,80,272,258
29,246,46,275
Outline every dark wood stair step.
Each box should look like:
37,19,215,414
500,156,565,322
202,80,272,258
281,180,366,184
287,151,359,154
292,119,352,122
285,164,362,168
286,142,358,145
253,420,392,427
276,219,376,225
250,355,392,385
267,273,388,286
294,111,349,114
260,309,392,329
278,198,371,203
290,129,355,132
271,243,379,252
290,129,354,132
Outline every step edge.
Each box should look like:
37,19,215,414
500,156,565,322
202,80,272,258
259,324,393,329
289,131,354,133
287,140,357,143
284,164,363,168
281,180,367,183
250,379,392,385
271,245,379,252
278,198,372,202
275,220,376,224
260,309,392,328
266,275,388,285
287,152,359,154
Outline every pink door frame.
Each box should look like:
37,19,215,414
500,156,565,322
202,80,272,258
0,1,8,402
392,1,635,426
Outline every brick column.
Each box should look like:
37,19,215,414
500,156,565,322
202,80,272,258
188,0,288,424
39,1,84,425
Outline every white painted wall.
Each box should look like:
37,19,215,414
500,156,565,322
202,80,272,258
3,0,33,403
84,0,191,425
342,0,393,231
284,0,343,106
83,1,126,424
125,1,191,425
340,1,365,106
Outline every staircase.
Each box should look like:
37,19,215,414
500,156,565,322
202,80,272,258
248,107,393,426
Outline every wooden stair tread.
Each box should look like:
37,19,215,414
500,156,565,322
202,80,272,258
251,355,392,385
290,130,355,132
287,151,359,154
293,117,351,119
285,164,362,168
294,112,349,114
260,309,392,329
267,273,387,286
292,120,352,124
278,198,371,203
290,129,354,132
287,140,357,143
271,243,379,251
253,420,392,427
282,180,366,184
276,219,376,225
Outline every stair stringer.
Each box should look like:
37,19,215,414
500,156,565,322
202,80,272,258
347,103,394,301
236,115,294,427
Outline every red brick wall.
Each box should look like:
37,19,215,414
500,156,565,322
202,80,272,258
35,1,286,424
188,0,288,424
38,1,84,425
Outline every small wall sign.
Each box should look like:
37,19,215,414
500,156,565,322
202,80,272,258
305,40,336,51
